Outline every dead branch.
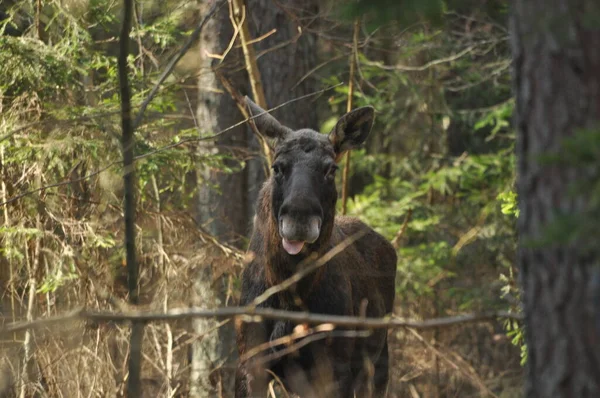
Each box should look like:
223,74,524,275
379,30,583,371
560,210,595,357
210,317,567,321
239,323,337,363
1,307,522,336
364,45,476,72
391,209,413,250
252,230,368,307
250,329,372,368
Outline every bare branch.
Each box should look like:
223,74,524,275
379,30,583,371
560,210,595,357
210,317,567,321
215,69,271,178
1,307,522,336
251,230,368,307
364,45,476,72
391,209,413,250
250,329,372,367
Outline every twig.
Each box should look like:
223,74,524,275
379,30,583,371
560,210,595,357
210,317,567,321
291,53,347,90
214,69,271,178
1,307,522,336
265,370,291,398
364,45,476,72
341,18,360,216
251,329,371,367
240,324,335,362
118,0,143,396
407,328,498,398
132,0,226,129
251,230,368,307
391,209,413,250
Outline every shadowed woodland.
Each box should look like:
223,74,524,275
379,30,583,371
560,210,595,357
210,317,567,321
1,0,600,397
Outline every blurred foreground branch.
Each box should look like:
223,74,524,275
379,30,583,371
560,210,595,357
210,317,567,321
2,307,522,336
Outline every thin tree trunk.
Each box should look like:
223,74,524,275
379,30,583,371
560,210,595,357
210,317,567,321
510,0,600,396
245,0,320,222
19,168,42,398
117,0,143,395
341,18,360,215
191,2,244,396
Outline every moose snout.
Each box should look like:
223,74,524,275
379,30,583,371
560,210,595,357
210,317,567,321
278,198,323,244
279,214,321,244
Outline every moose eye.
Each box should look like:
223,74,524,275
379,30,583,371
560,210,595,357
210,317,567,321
325,164,338,178
272,163,285,177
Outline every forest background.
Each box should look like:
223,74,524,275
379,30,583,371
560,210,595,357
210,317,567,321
0,0,524,396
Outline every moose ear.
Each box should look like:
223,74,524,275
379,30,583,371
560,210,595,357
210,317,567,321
245,96,292,140
328,106,375,158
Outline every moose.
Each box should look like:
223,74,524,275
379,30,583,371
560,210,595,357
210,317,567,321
234,97,397,398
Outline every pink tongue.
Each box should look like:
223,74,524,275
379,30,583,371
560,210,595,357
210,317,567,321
282,238,304,255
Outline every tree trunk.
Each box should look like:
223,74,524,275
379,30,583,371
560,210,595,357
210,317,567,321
190,0,319,396
191,2,245,396
245,0,320,224
510,0,600,396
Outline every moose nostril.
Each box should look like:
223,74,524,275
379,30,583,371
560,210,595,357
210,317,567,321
279,200,322,220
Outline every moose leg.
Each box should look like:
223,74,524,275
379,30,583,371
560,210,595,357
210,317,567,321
371,340,390,398
234,362,271,398
351,339,390,398
333,361,355,398
235,319,273,398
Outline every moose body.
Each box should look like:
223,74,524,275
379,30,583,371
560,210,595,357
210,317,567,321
235,97,397,398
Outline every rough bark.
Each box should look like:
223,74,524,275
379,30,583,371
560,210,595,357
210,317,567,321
245,0,320,220
510,0,600,396
195,1,249,243
191,2,244,395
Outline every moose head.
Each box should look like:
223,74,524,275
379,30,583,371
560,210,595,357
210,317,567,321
246,96,375,256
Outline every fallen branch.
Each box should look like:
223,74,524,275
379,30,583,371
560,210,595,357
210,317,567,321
1,307,522,336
